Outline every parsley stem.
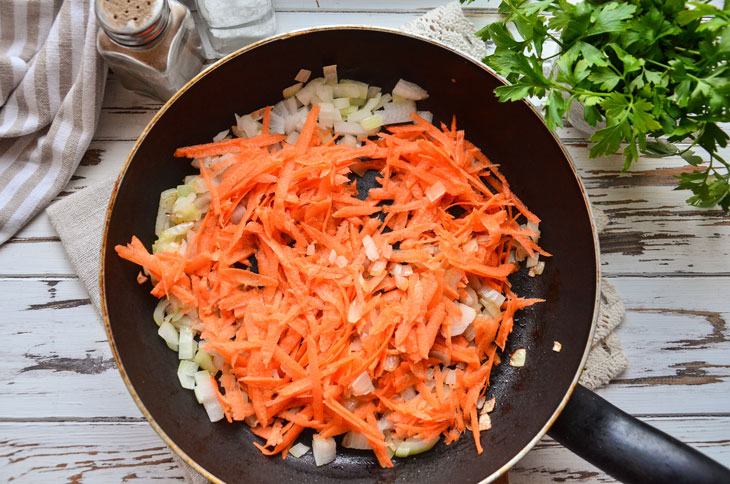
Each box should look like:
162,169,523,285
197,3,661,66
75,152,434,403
501,0,565,49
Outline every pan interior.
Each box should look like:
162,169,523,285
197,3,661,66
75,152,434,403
103,28,597,484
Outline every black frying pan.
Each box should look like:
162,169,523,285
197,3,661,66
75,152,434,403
101,27,730,484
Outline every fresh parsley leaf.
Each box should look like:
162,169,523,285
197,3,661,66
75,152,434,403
587,2,637,36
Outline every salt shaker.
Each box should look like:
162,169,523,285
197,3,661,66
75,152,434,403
95,0,205,102
196,0,276,57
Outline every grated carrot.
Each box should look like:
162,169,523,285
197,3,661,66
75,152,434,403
115,109,546,467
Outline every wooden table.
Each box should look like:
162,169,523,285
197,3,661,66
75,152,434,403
2,1,729,482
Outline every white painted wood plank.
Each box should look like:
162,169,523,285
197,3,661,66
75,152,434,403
0,278,142,418
2,276,728,419
0,241,74,276
1,416,728,483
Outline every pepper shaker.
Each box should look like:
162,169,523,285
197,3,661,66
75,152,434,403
95,0,205,102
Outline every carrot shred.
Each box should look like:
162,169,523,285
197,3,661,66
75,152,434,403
116,110,548,468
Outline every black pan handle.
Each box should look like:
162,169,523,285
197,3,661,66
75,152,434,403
547,384,730,484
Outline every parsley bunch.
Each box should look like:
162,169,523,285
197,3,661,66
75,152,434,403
471,0,730,209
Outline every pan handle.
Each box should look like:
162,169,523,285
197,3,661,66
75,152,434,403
547,384,730,484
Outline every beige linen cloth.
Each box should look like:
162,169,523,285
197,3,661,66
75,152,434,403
47,2,627,482
0,0,106,245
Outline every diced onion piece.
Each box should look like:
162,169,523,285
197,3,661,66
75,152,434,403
377,100,417,124
392,79,429,101
452,303,476,336
158,321,179,351
460,286,478,308
478,413,492,431
294,69,311,83
328,249,337,264
482,397,496,414
306,243,315,256
285,131,300,146
362,235,379,261
333,97,350,110
534,260,546,275
213,129,229,142
425,181,446,202
369,260,386,276
194,349,217,372
394,437,439,458
323,65,338,84
295,77,325,105
347,301,363,323
336,255,348,268
374,93,391,110
526,254,539,268
155,189,177,236
383,355,399,371
312,434,336,466
289,442,310,458
510,348,527,367
360,114,384,131
367,85,381,98
479,287,506,307
526,220,540,242
177,360,198,389
342,431,372,450
194,370,216,404
553,341,562,352
283,82,303,99
346,109,372,123
416,110,433,123
315,84,334,103
477,396,486,410
153,298,170,326
463,323,476,342
378,417,394,432
480,299,501,318
334,121,367,137
178,326,195,360
429,349,451,366
236,114,260,138
203,398,225,422
395,274,409,291
351,371,375,396
401,386,417,401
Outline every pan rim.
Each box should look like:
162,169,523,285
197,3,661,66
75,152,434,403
99,24,601,484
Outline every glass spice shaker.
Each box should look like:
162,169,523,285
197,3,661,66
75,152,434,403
195,0,276,58
95,0,205,102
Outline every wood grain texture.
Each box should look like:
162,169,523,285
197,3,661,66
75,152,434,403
2,416,728,483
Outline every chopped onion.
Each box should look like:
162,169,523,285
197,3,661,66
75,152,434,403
342,431,372,450
315,84,334,103
177,360,198,389
312,434,336,466
178,326,195,360
452,303,476,336
401,386,417,401
526,254,539,268
347,301,363,323
333,97,350,110
378,417,394,432
478,413,492,431
526,220,540,242
463,323,476,342
395,274,409,291
289,442,310,458
295,77,325,105
534,260,546,275
155,189,177,236
347,109,372,123
336,255,348,268
194,349,217,372
392,79,429,101
153,298,170,326
482,397,496,414
394,437,439,457
429,349,451,366
416,110,433,123
553,341,562,352
478,287,506,308
362,235,379,261
510,348,526,367
383,355,399,371
213,129,229,142
283,82,303,98
444,369,457,386
285,131,300,145
351,371,375,396
323,65,338,84
194,370,216,404
294,68,311,83
158,321,179,351
480,299,501,318
333,121,367,136
306,243,315,256
369,260,386,276
203,398,225,422
459,286,478,308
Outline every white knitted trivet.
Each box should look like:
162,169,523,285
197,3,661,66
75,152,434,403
46,3,626,481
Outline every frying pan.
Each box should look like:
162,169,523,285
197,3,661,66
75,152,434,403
101,27,730,483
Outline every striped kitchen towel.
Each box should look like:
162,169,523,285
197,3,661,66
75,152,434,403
0,0,106,245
